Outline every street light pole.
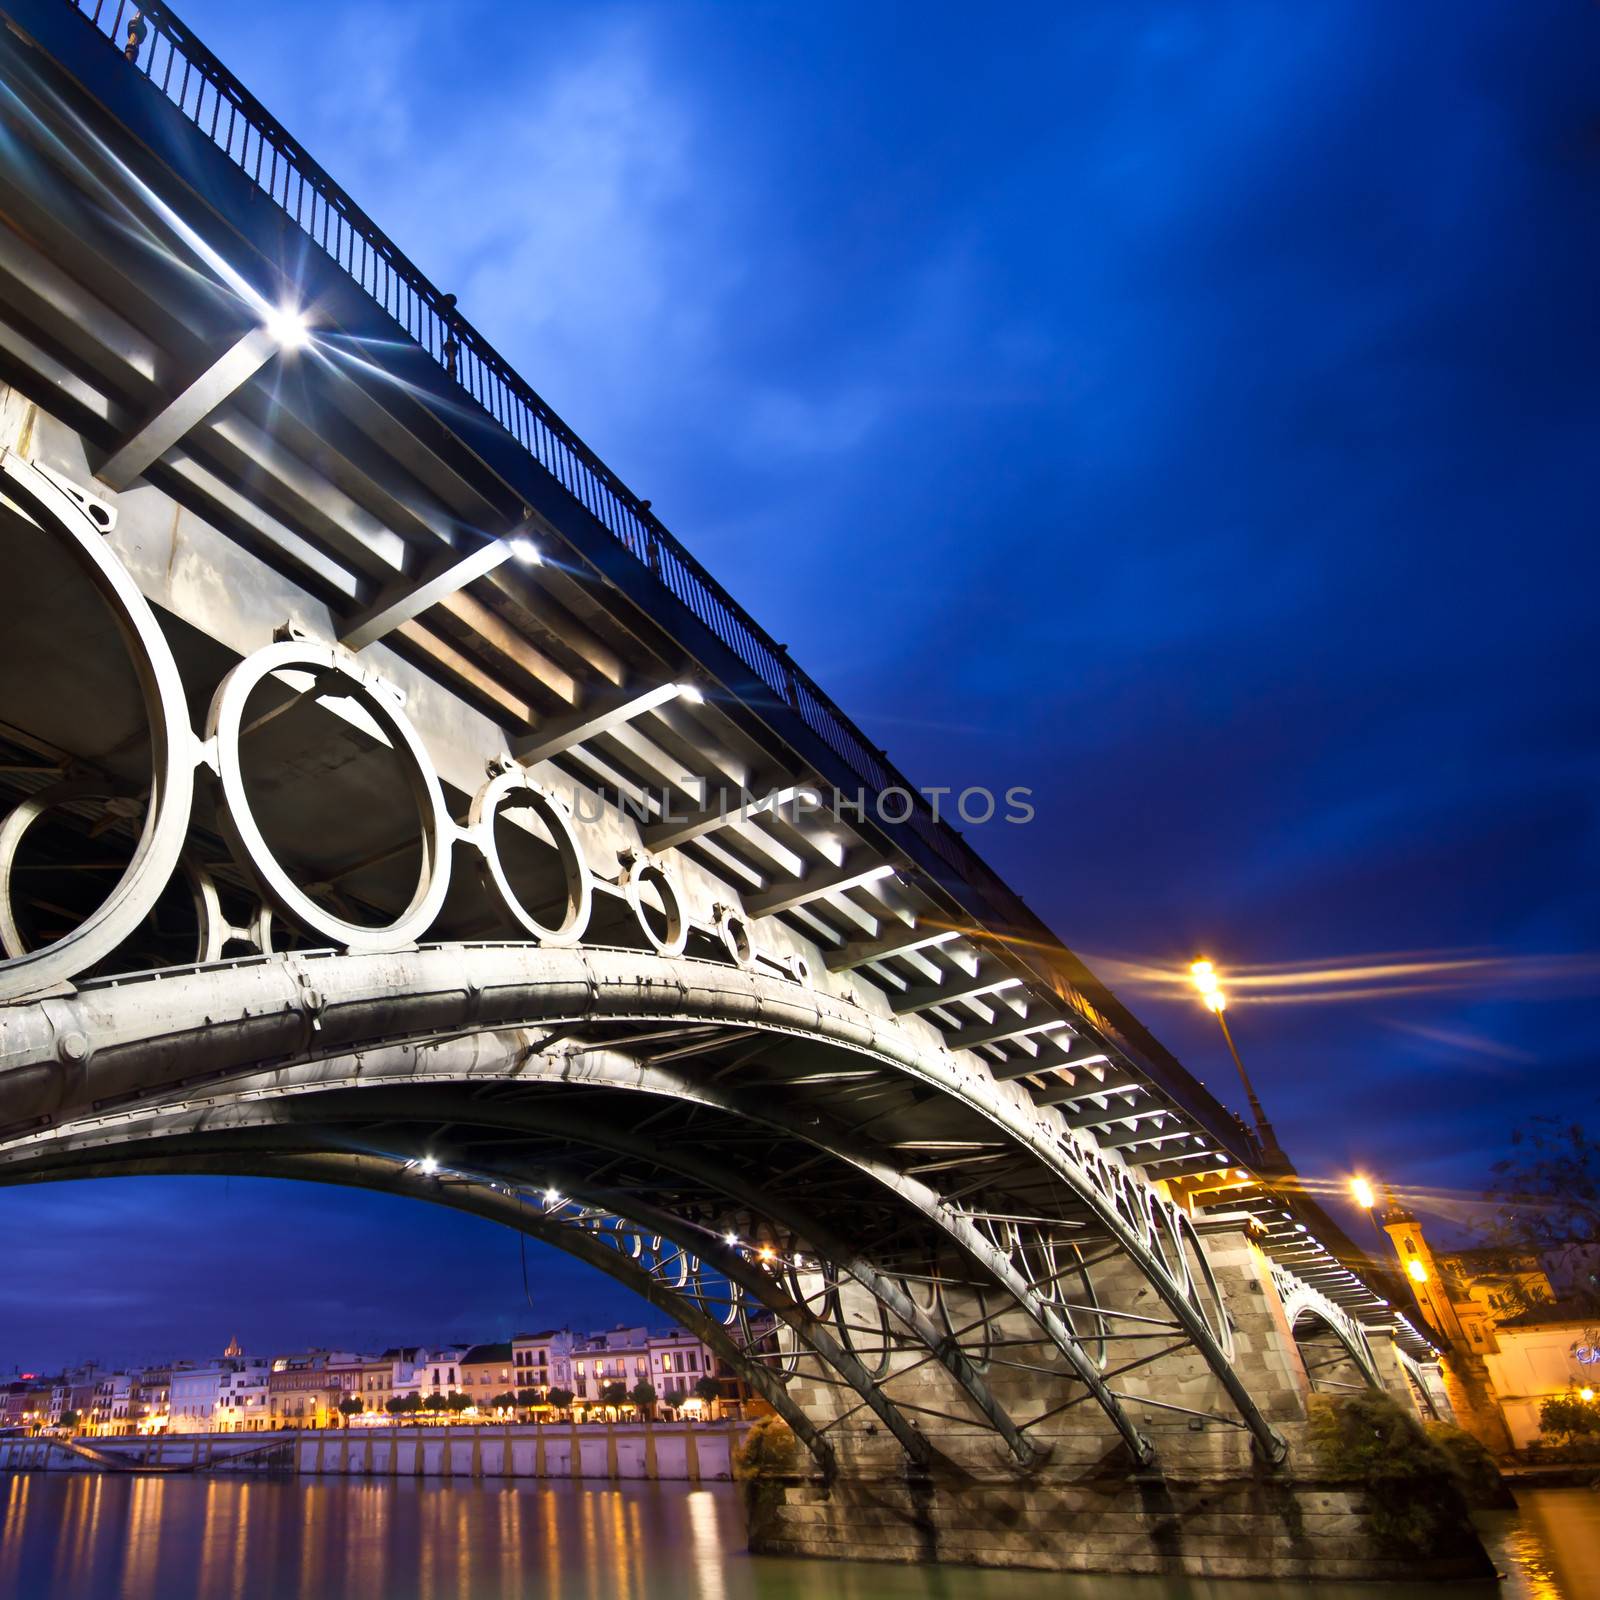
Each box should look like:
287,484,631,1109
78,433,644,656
1190,959,1288,1166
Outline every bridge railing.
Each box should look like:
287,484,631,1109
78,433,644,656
61,0,1020,912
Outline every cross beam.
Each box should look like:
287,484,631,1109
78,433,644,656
1061,1095,1147,1130
1095,1117,1188,1152
744,854,893,919
97,323,284,490
1031,1068,1144,1104
643,783,805,852
513,682,689,767
956,1017,1072,1057
825,922,961,972
1124,1148,1228,1178
891,964,1017,1017
1026,1041,1111,1074
340,536,527,651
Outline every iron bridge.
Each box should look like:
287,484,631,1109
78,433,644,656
0,0,1435,1479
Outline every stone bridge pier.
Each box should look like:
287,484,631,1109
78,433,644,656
751,1226,1490,1582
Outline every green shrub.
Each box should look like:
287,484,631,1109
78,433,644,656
733,1414,799,1479
1424,1421,1512,1507
1307,1391,1476,1557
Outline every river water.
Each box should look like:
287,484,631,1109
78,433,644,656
0,1473,1596,1600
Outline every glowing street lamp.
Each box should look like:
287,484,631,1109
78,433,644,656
1190,960,1225,1012
1188,958,1285,1164
1350,1176,1377,1211
1407,1258,1428,1284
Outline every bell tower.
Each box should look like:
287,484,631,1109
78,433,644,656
1379,1192,1466,1347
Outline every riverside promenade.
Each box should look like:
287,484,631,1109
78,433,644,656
0,1421,747,1482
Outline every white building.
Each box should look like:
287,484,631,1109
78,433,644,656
169,1365,224,1433
648,1328,714,1407
568,1325,722,1413
1482,1301,1600,1447
169,1340,273,1433
511,1329,574,1400
416,1347,467,1397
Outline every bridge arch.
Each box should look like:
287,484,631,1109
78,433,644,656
1,1143,846,1469
1274,1276,1382,1396
0,947,1287,1461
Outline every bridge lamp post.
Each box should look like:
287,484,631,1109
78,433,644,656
1188,959,1288,1167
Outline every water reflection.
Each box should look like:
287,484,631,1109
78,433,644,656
0,1474,1596,1599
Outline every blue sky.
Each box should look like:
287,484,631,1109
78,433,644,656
6,0,1598,1368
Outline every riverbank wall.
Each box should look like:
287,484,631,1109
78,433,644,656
0,1421,745,1482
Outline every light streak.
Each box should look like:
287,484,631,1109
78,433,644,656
1084,949,1600,1007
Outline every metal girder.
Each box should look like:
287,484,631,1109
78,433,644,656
1031,1069,1144,1105
96,323,283,490
1021,1042,1112,1075
1061,1096,1146,1130
642,784,805,852
1128,1151,1231,1180
952,1017,1071,1055
825,922,961,972
0,1032,1145,1464
512,682,687,767
339,535,524,651
891,964,1017,1017
743,853,893,920
1094,1118,1188,1152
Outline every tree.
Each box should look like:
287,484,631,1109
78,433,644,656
337,1396,363,1425
422,1391,449,1414
1487,1117,1600,1308
445,1390,472,1415
1538,1387,1600,1447
57,1409,80,1432
628,1381,657,1420
384,1395,413,1419
491,1391,518,1413
600,1381,628,1417
545,1387,574,1418
515,1387,540,1414
693,1376,722,1416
